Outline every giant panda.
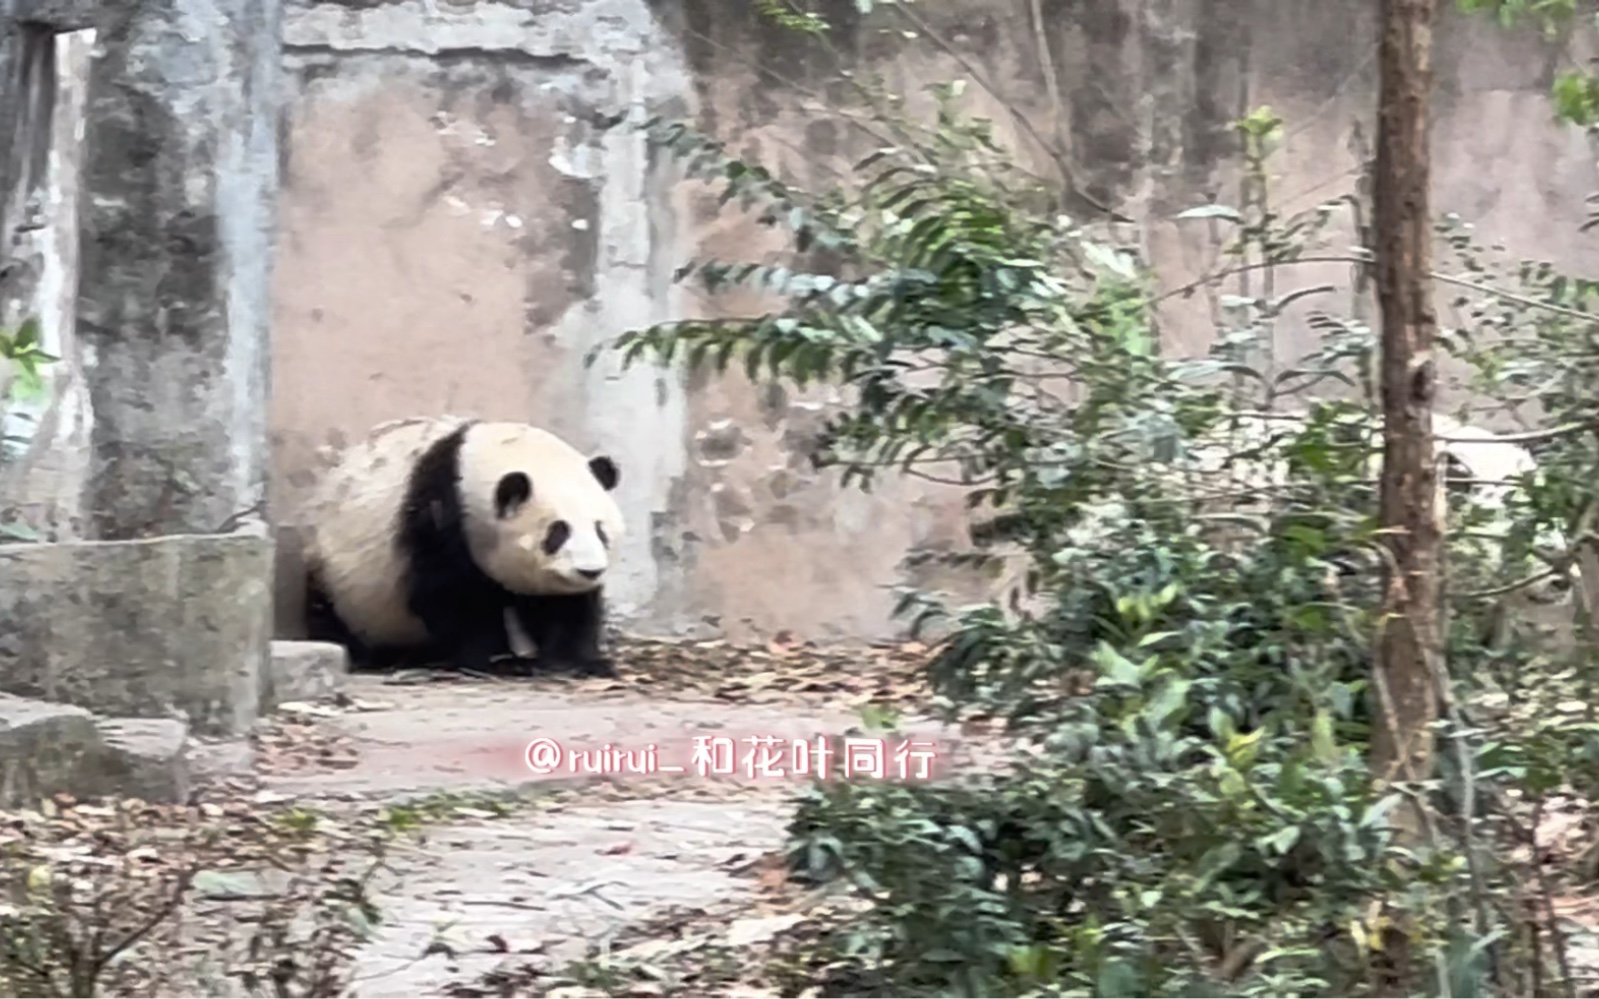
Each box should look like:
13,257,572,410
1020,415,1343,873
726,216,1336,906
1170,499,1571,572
1167,408,1573,602
1431,412,1574,606
300,415,625,677
983,408,1577,623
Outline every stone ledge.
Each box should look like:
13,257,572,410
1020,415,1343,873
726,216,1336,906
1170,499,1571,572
0,692,191,807
7,0,98,31
0,530,272,738
0,693,99,808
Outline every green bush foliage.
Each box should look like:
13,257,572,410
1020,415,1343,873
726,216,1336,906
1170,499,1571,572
617,63,1599,999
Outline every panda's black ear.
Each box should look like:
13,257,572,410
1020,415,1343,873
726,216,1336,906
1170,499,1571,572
494,472,533,519
588,455,619,492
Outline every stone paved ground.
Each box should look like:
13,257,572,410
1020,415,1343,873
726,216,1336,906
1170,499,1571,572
234,668,976,997
344,795,798,995
237,663,1599,999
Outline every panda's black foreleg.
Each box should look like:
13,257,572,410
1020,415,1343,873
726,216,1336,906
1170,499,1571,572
399,480,534,678
409,588,526,677
513,590,616,678
450,619,526,677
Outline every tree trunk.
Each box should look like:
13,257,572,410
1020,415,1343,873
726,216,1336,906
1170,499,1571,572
1372,0,1439,831
1371,2,1441,988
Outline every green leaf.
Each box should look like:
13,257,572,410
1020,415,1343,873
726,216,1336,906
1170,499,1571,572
922,948,965,962
1007,943,1052,978
1146,676,1191,727
1091,641,1142,688
1311,709,1339,765
0,521,40,542
192,869,272,899
1208,706,1237,742
1194,841,1242,889
1136,629,1181,648
9,317,40,353
1175,204,1244,223
1081,240,1136,281
946,824,982,854
1260,824,1301,856
1095,957,1142,998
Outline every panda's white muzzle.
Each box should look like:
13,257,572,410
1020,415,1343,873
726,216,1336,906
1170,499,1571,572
516,532,609,592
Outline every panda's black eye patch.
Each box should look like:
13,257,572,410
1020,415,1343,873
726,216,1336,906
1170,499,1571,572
596,522,609,547
543,520,571,555
495,472,533,519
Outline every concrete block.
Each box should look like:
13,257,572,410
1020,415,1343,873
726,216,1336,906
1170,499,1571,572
83,718,191,804
266,639,348,706
0,692,101,808
0,530,272,737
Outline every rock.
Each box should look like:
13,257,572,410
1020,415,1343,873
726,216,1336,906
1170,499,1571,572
83,718,190,804
267,640,348,706
0,692,101,808
0,529,272,737
0,694,195,806
710,483,755,542
694,419,748,463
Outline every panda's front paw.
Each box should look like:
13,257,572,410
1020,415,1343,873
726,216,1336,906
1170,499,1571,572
448,649,529,677
532,655,617,679
487,654,540,678
575,656,618,679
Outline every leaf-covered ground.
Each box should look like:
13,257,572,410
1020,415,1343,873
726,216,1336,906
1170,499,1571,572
249,632,947,780
10,633,1598,997
0,633,960,998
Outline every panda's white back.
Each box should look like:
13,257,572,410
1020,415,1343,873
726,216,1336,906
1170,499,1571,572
302,415,469,645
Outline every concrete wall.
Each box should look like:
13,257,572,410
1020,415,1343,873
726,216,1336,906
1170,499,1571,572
264,0,1599,642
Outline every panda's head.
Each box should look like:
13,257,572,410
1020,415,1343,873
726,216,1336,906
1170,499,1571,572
461,424,625,596
1435,415,1578,605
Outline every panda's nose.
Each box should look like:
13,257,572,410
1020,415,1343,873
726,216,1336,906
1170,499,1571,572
577,568,603,581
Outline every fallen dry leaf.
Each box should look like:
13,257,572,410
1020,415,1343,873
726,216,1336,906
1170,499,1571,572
757,863,788,891
726,913,806,948
248,708,360,777
600,634,935,712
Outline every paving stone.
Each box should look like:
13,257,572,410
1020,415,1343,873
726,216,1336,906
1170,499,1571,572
0,691,101,808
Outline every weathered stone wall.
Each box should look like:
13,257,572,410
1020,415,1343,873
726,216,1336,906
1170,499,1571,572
0,527,272,736
267,0,1599,643
0,0,281,737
